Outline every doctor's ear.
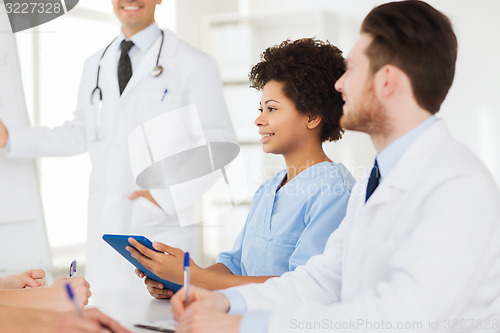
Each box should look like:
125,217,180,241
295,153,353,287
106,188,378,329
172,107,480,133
376,65,400,98
306,114,322,130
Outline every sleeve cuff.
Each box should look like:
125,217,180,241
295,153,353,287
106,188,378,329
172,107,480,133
240,311,271,333
215,256,241,276
217,289,247,315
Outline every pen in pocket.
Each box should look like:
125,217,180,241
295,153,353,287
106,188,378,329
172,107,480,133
161,89,168,101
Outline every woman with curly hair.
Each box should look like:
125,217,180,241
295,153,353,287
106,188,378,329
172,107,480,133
128,38,355,296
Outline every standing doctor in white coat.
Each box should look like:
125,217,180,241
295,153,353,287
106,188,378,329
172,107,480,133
0,0,237,289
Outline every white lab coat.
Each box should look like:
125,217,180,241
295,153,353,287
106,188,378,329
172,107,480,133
7,29,237,288
232,120,500,332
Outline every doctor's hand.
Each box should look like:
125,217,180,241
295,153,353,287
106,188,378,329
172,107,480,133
0,120,9,148
171,285,230,322
128,190,160,208
176,307,242,333
35,308,131,333
0,269,46,289
80,308,131,333
49,277,92,311
127,238,200,286
135,269,175,299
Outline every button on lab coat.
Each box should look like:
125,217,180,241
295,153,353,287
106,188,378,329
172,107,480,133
7,29,237,288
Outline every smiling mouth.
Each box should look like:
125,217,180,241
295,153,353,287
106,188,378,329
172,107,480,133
261,133,275,138
122,5,141,10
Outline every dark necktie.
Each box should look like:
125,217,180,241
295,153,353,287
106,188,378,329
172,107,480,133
118,40,135,95
365,159,380,202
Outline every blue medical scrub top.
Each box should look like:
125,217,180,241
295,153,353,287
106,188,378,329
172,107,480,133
216,161,355,276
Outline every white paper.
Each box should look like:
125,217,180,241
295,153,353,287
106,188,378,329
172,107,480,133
135,319,177,332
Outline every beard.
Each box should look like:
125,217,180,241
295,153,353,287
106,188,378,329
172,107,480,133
340,79,390,136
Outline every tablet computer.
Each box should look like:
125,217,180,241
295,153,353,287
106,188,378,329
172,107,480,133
102,234,182,292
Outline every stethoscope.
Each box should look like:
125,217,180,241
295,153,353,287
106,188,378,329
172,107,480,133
90,30,165,141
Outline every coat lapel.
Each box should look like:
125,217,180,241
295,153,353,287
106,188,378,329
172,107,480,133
362,120,449,210
120,29,179,99
381,120,449,191
99,39,120,100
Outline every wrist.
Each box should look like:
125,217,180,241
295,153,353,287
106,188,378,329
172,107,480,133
190,263,203,284
230,315,243,332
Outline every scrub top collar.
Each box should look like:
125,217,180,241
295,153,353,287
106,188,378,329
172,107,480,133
275,160,335,192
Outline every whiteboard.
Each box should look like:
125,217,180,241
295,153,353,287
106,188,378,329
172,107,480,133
0,3,52,273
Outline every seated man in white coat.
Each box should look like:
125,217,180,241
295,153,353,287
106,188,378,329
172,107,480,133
168,1,500,332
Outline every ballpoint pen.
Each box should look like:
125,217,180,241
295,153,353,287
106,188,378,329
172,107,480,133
69,260,77,277
161,88,168,102
184,252,190,308
65,282,84,318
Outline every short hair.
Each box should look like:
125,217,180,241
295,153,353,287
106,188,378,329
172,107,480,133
249,38,345,142
361,1,457,113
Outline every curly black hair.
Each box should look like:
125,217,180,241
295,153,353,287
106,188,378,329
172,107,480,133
249,38,345,142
